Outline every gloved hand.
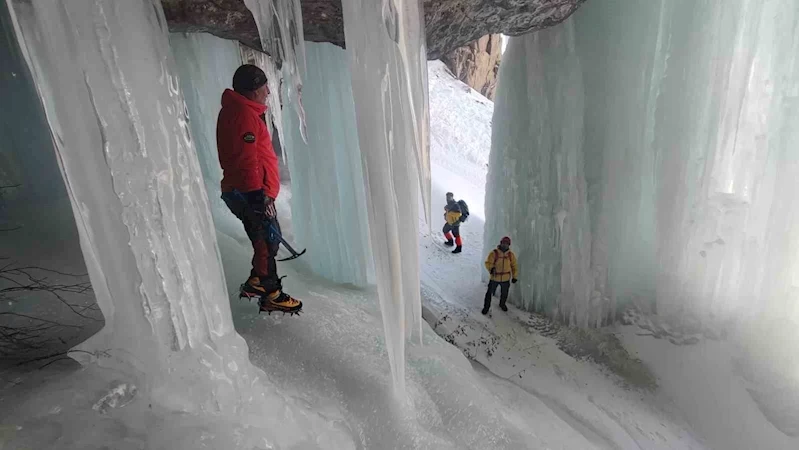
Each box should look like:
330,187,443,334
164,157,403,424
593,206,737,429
264,196,277,219
512,278,518,284
490,268,495,275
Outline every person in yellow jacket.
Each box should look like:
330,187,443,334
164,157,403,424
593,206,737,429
443,192,464,253
482,236,518,314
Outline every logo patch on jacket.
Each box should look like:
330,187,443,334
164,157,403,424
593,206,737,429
243,132,256,143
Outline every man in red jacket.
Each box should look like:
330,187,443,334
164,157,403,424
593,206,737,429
217,64,301,314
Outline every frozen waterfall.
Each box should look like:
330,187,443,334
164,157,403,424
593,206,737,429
487,0,799,337
281,42,373,286
341,0,431,396
7,0,259,413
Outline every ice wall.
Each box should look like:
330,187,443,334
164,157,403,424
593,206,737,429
281,42,373,286
7,0,258,413
169,33,242,213
340,0,431,395
488,0,799,330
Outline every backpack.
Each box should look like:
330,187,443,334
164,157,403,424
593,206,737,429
457,200,470,223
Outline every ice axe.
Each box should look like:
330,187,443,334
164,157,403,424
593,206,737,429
268,223,306,261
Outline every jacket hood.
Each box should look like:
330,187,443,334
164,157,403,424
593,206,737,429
221,88,267,116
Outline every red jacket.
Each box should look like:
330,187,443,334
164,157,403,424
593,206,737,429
216,89,280,199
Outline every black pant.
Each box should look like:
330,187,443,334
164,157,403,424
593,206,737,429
221,190,281,292
484,280,510,310
442,223,460,237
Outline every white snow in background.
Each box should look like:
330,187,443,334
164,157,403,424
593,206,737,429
280,42,373,286
340,0,431,396
428,60,492,200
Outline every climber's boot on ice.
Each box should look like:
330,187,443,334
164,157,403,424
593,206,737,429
259,289,303,316
444,239,454,247
452,246,462,254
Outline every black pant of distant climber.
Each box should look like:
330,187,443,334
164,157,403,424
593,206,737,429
483,280,510,313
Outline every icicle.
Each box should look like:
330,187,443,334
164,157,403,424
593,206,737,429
244,0,308,144
341,0,431,397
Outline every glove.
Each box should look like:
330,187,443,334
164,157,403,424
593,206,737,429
512,278,518,284
264,196,277,219
490,268,495,275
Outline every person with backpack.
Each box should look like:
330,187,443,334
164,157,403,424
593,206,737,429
443,192,469,254
482,236,518,314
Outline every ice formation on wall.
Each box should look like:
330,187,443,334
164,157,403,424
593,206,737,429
281,42,373,286
169,33,242,212
244,0,307,143
487,0,799,330
8,0,257,412
341,0,431,395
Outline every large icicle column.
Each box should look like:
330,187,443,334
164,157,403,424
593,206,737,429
487,0,799,335
7,0,258,413
486,19,593,326
341,0,431,396
281,42,373,286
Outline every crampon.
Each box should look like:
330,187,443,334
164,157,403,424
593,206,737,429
239,284,303,316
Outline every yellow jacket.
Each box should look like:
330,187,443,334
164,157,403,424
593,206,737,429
445,209,462,225
485,248,518,282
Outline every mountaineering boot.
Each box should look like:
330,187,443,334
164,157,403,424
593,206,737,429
500,304,508,312
259,289,302,315
239,276,268,301
444,239,454,247
452,245,462,254
481,306,489,315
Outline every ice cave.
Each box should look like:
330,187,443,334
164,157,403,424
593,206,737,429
1,0,797,449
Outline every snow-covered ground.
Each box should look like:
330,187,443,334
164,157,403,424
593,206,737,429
2,60,796,450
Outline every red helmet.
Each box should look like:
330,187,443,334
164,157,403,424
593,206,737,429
500,236,511,245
